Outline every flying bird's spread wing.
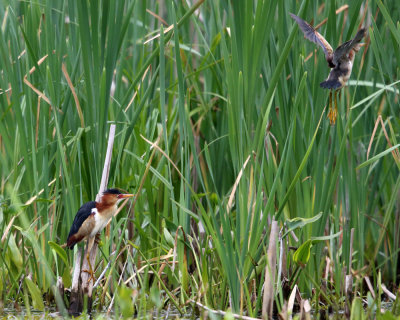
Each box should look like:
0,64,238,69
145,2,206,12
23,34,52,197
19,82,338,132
332,28,366,65
290,13,334,62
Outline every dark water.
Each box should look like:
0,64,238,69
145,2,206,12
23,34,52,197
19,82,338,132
1,306,194,319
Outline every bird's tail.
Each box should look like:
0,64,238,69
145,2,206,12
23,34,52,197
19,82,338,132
66,234,83,249
320,79,342,90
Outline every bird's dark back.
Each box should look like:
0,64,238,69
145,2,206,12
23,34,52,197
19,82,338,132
67,201,96,248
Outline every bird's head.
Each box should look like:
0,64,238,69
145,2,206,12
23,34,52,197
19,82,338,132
100,188,135,206
327,56,336,68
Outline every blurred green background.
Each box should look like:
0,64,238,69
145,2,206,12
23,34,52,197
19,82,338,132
0,0,399,316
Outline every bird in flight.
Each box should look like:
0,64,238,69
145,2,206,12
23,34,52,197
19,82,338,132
290,13,366,125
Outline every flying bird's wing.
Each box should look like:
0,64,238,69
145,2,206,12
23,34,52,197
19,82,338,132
333,28,366,65
290,13,334,61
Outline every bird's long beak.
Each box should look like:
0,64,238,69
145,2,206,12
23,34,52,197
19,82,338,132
117,194,135,199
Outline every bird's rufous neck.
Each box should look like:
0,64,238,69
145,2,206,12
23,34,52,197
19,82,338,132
96,201,118,217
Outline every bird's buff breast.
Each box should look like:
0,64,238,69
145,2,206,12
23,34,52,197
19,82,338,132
90,206,117,237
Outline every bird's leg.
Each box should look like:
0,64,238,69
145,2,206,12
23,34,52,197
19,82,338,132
332,90,339,124
82,237,96,285
83,252,96,285
327,91,334,124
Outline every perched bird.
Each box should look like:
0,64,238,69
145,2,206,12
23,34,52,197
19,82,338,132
67,188,135,283
290,13,366,124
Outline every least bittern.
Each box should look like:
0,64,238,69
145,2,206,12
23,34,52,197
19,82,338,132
290,13,366,124
67,189,134,284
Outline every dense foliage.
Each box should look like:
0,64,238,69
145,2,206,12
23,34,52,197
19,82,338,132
0,0,399,318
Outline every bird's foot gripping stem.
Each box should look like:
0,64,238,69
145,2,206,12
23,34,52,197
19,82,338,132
82,253,96,285
82,269,96,286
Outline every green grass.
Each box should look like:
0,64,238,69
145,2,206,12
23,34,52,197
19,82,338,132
0,0,399,318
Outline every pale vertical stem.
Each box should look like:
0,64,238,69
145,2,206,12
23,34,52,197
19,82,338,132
262,220,279,319
69,124,116,314
68,249,82,314
81,124,116,296
71,250,82,290
95,124,116,202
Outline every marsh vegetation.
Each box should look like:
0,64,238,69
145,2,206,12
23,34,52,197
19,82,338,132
0,0,399,318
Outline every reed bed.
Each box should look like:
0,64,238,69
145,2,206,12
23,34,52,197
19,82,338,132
0,0,399,318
